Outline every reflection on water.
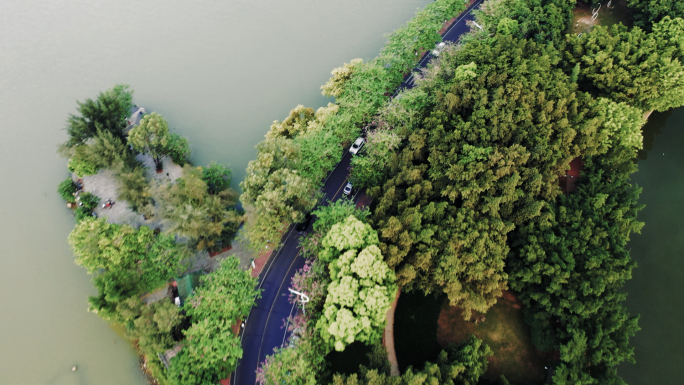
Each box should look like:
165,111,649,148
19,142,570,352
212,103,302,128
621,107,684,384
637,109,673,161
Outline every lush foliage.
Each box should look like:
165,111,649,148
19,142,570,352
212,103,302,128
64,84,133,148
202,161,232,195
468,0,576,47
168,133,192,166
565,17,684,112
68,154,100,177
627,0,684,29
68,217,189,320
155,165,242,251
68,129,132,176
257,312,328,385
301,198,371,258
167,257,260,385
509,145,643,383
241,0,468,251
370,35,605,318
128,112,173,171
58,177,77,203
329,335,492,385
316,216,397,351
74,192,100,222
118,297,184,357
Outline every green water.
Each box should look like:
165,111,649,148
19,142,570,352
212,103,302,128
0,0,432,383
620,108,684,385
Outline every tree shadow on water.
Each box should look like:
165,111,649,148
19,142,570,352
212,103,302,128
638,109,674,161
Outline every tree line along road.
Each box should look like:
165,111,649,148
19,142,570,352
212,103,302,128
233,1,483,383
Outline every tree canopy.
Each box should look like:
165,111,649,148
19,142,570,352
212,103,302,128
154,165,242,251
627,0,684,29
128,112,173,171
565,17,684,112
330,336,492,385
368,34,603,318
64,84,133,147
68,217,189,321
316,216,397,351
167,257,260,385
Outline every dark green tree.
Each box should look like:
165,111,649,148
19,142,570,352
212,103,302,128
508,145,643,383
371,35,602,318
64,84,133,147
626,0,684,29
565,17,684,112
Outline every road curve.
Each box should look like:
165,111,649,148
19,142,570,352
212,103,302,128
233,1,483,383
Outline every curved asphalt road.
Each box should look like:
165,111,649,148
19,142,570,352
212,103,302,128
233,1,483,383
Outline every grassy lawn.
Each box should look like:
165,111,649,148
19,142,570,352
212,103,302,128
437,291,553,384
394,291,445,373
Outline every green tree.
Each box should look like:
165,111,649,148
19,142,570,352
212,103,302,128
201,161,231,195
329,335,492,385
565,17,684,112
594,97,646,151
168,133,191,166
69,218,188,320
128,112,172,171
118,297,184,355
626,0,684,29
116,166,153,213
316,216,397,351
321,59,365,98
350,128,402,188
168,257,260,384
155,165,242,250
58,177,77,203
64,84,133,147
68,129,132,176
371,35,602,318
508,146,643,383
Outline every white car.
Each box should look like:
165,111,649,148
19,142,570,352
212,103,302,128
432,42,446,56
343,182,353,196
349,137,365,155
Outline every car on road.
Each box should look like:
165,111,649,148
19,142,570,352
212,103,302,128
432,42,446,56
343,182,353,196
296,214,313,232
349,137,365,155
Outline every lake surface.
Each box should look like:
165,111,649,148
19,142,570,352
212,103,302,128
0,0,431,383
620,108,684,385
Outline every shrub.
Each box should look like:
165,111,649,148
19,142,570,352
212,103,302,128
168,133,191,166
58,178,77,203
68,155,100,177
201,162,231,195
74,192,100,222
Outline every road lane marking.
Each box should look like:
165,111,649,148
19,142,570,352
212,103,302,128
255,248,303,378
331,176,349,202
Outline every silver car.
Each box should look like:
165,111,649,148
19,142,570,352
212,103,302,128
349,137,365,155
343,182,353,196
432,42,446,56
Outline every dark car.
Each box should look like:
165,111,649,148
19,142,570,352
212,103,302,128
296,214,313,232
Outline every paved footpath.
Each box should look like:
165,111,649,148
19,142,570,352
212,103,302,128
233,1,483,383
